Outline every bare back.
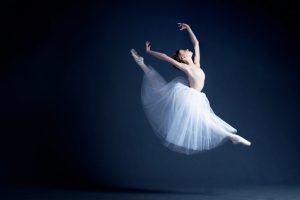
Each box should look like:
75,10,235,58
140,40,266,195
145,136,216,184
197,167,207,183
184,65,205,92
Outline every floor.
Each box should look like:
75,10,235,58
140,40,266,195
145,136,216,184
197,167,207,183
1,185,300,200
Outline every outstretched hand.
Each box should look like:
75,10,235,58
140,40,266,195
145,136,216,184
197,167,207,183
177,23,190,30
145,41,151,53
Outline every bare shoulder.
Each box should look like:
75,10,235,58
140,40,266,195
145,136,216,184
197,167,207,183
178,63,191,73
190,63,201,70
195,63,201,68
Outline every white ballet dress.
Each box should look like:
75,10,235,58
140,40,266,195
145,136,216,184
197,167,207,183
141,65,237,155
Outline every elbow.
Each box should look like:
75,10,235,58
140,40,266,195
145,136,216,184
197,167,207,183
194,41,199,46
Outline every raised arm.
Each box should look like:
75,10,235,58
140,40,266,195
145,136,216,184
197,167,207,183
178,23,200,66
145,41,188,72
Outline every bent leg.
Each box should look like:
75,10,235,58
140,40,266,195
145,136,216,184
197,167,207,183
204,115,251,146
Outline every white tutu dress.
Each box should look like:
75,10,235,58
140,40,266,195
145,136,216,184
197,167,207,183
141,65,238,155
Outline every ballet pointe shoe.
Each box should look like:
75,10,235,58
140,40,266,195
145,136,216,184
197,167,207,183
130,49,150,73
230,134,251,146
131,49,144,66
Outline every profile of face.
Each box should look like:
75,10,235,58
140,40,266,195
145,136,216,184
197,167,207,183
177,49,193,63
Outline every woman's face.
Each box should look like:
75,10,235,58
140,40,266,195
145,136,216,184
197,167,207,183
179,49,193,61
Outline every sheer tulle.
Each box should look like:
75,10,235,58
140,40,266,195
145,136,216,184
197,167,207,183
141,65,237,155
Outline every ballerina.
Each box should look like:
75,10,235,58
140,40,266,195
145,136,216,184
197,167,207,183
131,23,251,155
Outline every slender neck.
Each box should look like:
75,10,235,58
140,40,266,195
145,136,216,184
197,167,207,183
184,58,194,65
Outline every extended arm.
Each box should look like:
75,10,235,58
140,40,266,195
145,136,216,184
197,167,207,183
178,23,200,66
145,41,188,72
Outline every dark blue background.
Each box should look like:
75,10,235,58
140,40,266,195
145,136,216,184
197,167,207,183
1,0,299,190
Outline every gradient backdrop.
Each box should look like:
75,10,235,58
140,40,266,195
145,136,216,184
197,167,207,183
1,0,300,191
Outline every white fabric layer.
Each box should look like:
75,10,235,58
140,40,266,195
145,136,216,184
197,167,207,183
141,66,237,155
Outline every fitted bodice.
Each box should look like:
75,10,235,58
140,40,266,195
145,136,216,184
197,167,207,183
185,67,205,91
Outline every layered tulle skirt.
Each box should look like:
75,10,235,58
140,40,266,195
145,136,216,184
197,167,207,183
141,66,237,155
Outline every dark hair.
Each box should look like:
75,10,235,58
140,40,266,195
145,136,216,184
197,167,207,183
172,49,195,71
172,50,184,71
